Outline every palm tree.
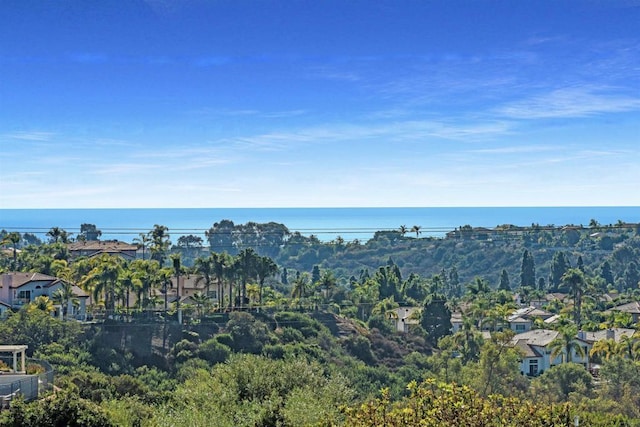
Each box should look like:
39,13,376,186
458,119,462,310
51,280,77,319
590,338,618,362
170,253,183,324
549,325,586,364
618,333,640,361
399,225,408,237
255,256,278,309
47,227,63,243
29,295,55,313
148,225,170,264
133,233,152,260
211,252,230,311
562,268,586,327
411,225,422,238
194,254,215,298
191,292,211,319
235,249,259,309
118,269,141,312
317,270,337,303
81,254,124,311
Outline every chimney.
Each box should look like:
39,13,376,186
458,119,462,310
606,329,615,340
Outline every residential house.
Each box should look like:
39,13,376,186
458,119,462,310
450,312,464,333
582,328,636,344
511,329,591,376
146,274,233,310
67,240,138,260
606,301,640,323
507,306,554,334
0,272,88,319
388,307,421,333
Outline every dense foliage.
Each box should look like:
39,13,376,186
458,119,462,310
1,220,640,426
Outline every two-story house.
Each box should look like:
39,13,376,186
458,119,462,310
0,272,88,319
512,329,591,376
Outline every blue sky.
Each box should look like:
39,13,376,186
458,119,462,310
1,0,639,208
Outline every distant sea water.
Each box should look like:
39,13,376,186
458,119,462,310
0,207,638,243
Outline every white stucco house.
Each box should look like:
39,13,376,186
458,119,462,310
512,329,591,376
387,307,421,333
0,272,88,319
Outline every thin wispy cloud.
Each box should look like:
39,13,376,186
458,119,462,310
3,131,55,141
498,86,640,119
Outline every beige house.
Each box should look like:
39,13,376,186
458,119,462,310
67,240,138,260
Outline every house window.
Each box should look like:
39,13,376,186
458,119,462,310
529,360,538,376
17,290,31,301
515,324,525,332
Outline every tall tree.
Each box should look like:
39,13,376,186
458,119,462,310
194,254,215,297
171,253,183,324
148,225,170,265
600,261,615,287
133,233,152,260
562,268,586,327
1,232,21,270
255,256,278,308
498,269,510,291
550,252,569,290
520,250,536,288
421,294,452,346
235,248,259,308
623,262,640,291
81,254,124,310
411,225,422,238
79,223,101,241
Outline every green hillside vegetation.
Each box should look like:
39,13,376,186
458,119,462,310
0,220,639,426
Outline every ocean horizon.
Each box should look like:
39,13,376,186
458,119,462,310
0,207,638,243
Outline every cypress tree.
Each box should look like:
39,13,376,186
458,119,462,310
499,269,510,291
520,250,536,288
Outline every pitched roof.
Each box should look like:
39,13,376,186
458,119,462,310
583,328,636,343
67,240,137,251
513,339,543,358
0,272,60,288
511,329,560,347
608,301,640,315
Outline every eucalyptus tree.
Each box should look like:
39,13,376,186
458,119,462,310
1,232,21,270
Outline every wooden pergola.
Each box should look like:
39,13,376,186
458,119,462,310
0,345,28,374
